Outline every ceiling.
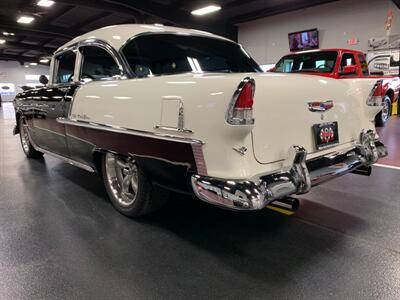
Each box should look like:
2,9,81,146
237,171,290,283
0,0,342,65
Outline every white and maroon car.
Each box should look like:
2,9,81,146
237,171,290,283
14,25,387,217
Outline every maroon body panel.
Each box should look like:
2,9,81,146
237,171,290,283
66,124,199,172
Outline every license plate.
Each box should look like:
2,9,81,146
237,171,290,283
312,122,339,150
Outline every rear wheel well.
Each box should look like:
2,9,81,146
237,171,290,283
92,150,104,175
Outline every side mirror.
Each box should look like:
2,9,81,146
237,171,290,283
340,65,358,76
39,75,49,85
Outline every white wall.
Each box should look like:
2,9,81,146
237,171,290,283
238,0,400,64
0,61,49,102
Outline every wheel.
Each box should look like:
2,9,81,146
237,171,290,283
375,95,392,127
101,152,169,217
19,118,43,158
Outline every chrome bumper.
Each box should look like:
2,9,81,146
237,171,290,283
191,130,388,211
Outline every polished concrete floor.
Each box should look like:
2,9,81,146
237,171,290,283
0,102,399,300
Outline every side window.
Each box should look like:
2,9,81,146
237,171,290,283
55,51,76,84
340,53,356,71
79,46,121,81
276,59,294,72
358,54,369,76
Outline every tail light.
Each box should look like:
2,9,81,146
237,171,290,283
226,77,255,125
366,80,383,106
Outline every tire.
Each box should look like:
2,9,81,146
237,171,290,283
19,118,44,158
101,152,169,217
375,95,392,127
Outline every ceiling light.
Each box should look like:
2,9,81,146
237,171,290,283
30,62,38,66
17,16,35,24
0,39,5,44
191,5,221,16
40,59,50,63
3,32,14,36
37,0,55,7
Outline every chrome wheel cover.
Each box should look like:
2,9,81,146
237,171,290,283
20,119,30,153
105,153,138,207
381,99,390,122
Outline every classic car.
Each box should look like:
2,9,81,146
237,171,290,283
14,24,388,217
270,48,400,126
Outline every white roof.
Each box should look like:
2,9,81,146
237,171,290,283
57,24,232,52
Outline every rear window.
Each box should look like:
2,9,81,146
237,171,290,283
275,51,337,73
122,34,261,77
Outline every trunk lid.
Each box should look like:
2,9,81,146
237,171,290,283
251,73,377,163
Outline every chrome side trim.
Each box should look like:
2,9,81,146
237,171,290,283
37,145,95,173
154,125,193,133
57,117,204,145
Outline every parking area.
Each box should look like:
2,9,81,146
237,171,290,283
0,102,399,299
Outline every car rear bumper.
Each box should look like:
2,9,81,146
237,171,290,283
191,130,388,211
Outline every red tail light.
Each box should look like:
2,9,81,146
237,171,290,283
226,77,255,125
235,82,254,109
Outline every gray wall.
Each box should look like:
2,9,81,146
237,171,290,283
238,0,400,64
0,61,49,102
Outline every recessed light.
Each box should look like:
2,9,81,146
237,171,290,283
0,39,5,44
37,0,55,7
17,16,35,24
40,59,50,63
191,5,221,16
30,62,38,66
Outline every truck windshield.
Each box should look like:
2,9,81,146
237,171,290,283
275,51,338,73
122,34,261,77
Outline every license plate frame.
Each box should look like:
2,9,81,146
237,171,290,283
312,122,339,150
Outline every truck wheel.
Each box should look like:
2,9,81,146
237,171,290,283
102,152,169,217
375,96,391,127
19,118,43,158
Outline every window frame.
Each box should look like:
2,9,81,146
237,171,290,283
50,39,129,87
77,42,126,82
52,47,79,87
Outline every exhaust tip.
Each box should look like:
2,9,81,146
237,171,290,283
266,197,300,215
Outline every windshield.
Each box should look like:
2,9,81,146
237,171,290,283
122,34,261,77
275,51,338,73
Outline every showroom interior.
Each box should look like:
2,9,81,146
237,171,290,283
0,0,400,299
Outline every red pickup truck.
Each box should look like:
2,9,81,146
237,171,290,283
272,48,400,126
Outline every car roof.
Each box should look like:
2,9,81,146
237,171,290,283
286,48,365,55
56,24,232,53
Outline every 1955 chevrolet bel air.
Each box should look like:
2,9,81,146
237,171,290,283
14,24,388,217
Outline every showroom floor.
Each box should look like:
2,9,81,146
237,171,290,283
0,102,399,300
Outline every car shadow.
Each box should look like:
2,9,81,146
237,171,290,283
20,158,367,284
136,193,366,283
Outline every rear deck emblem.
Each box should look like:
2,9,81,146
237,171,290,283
308,100,334,112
